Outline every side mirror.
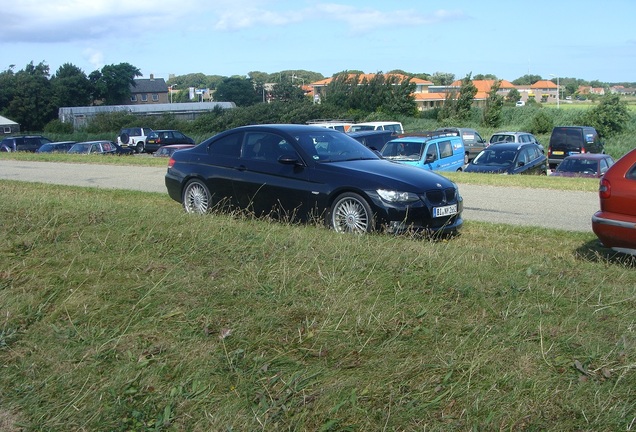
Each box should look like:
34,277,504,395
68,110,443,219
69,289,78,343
278,154,302,165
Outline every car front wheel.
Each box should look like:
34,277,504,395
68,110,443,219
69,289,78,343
135,142,144,153
183,179,211,214
330,192,374,233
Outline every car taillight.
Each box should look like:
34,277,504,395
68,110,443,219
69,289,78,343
168,157,176,168
547,147,552,156
581,146,587,153
599,178,611,199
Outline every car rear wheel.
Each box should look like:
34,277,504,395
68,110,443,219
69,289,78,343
183,179,211,214
119,133,130,144
330,192,374,233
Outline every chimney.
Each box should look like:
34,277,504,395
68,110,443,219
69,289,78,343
150,74,154,80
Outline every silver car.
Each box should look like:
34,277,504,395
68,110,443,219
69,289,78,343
488,131,541,146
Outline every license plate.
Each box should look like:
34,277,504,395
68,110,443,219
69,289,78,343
433,204,457,217
552,151,564,155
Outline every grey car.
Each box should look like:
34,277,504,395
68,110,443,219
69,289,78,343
435,127,487,164
489,131,541,146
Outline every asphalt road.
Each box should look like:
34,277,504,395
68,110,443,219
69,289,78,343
0,160,599,232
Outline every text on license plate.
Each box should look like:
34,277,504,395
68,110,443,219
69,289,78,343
433,204,458,218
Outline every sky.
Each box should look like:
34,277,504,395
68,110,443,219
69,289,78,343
1,0,635,84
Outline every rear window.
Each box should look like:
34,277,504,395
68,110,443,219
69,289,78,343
550,128,584,149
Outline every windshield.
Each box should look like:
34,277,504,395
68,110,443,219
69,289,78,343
294,130,379,162
380,141,423,161
472,148,516,166
490,134,515,144
556,158,598,174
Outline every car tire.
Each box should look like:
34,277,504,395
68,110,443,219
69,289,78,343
329,192,374,233
119,133,130,144
464,153,469,165
183,179,211,214
135,142,144,153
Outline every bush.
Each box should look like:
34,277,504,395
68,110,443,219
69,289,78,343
43,119,74,134
527,111,554,135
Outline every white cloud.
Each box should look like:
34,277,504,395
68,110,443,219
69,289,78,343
83,48,104,71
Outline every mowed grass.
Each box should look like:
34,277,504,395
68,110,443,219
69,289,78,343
1,182,634,431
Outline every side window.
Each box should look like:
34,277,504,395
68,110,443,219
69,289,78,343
174,132,185,139
425,143,439,162
626,163,636,180
439,140,453,159
242,132,287,162
208,133,243,158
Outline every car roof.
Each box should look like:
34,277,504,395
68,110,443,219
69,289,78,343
389,133,460,143
354,121,401,126
230,124,341,133
562,153,611,160
347,130,396,137
485,142,534,150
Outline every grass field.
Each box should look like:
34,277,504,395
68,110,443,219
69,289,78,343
1,182,634,431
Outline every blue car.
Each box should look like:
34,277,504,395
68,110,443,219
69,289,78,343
380,133,466,172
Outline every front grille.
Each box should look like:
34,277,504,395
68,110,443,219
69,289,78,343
424,187,456,205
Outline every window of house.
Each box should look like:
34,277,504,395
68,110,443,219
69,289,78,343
141,94,148,102
152,94,159,101
131,95,137,102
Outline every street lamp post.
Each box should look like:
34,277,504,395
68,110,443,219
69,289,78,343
168,84,177,103
550,74,559,108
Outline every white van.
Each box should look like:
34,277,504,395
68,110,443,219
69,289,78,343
306,120,353,132
348,121,404,134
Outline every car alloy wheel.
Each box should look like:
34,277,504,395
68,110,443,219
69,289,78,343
183,180,211,214
330,192,374,233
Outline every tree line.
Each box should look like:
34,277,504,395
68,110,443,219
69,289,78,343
1,61,632,136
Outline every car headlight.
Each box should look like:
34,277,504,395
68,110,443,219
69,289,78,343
377,189,420,203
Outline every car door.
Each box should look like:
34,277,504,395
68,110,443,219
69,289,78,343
421,142,440,171
232,132,312,220
201,132,244,208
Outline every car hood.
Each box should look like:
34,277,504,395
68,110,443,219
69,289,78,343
317,159,456,191
464,163,510,174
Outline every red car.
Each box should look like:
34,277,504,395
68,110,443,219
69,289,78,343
592,148,636,254
550,153,614,178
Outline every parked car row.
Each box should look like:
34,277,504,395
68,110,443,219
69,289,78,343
1,129,195,156
117,128,195,154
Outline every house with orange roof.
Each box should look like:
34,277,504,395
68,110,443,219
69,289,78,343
309,73,444,110
447,79,518,108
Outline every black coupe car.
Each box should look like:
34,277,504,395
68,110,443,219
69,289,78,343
165,124,463,236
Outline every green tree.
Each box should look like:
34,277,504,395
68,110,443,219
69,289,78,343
5,61,56,131
89,63,141,105
51,63,93,108
0,66,16,113
512,74,542,85
430,72,455,85
214,77,261,107
454,73,478,121
482,80,504,127
474,73,497,80
270,77,306,102
580,94,630,137
527,110,553,135
505,88,521,103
